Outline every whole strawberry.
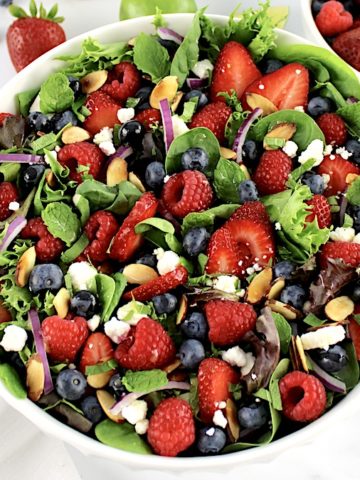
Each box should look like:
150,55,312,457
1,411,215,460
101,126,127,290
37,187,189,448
7,0,66,72
0,181,19,221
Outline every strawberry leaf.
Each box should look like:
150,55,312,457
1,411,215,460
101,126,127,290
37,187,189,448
47,3,58,19
29,0,38,17
8,5,29,19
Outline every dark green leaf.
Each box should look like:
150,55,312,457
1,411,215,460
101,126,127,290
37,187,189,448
133,33,170,83
95,420,152,454
213,157,246,203
122,369,168,393
272,313,292,354
182,204,239,234
0,363,27,399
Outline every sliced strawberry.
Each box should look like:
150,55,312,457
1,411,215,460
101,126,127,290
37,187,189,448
229,201,271,227
205,227,248,276
83,91,120,136
317,154,360,196
79,332,114,373
305,194,332,229
135,108,162,130
333,26,360,71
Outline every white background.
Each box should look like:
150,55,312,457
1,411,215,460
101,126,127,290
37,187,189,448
1,1,360,479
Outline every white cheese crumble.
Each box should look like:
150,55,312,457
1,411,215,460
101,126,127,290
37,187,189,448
135,419,149,435
282,140,298,159
212,410,228,429
330,227,356,243
99,140,116,156
191,59,214,79
206,427,215,437
298,139,324,167
172,115,189,138
156,250,180,275
294,106,305,112
275,222,282,231
221,346,255,376
336,147,352,160
324,144,333,156
68,261,97,292
0,325,28,352
87,314,101,332
241,352,256,376
163,175,170,183
8,201,20,211
93,127,113,145
104,317,131,344
117,108,135,124
117,301,148,326
322,173,330,188
121,400,148,425
213,275,238,293
300,325,346,351
246,266,255,275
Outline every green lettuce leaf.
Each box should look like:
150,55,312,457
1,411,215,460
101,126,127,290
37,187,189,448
122,369,168,393
133,33,170,83
337,101,360,137
39,72,74,114
213,157,246,203
346,176,360,206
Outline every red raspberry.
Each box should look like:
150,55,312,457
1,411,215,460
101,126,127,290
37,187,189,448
204,300,257,346
279,371,326,422
253,150,292,196
161,170,213,218
0,182,19,221
42,315,89,363
320,241,360,268
21,217,64,262
82,211,119,263
190,102,232,143
83,91,120,136
79,332,114,373
305,194,332,229
102,62,141,103
0,113,14,127
134,108,162,130
315,1,353,37
147,398,195,457
114,317,176,370
57,142,105,183
317,113,347,146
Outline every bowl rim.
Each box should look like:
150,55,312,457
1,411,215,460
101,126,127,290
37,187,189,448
1,12,360,469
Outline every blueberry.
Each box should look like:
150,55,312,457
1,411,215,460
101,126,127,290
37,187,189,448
237,400,269,429
351,281,360,303
273,261,295,280
136,254,157,268
52,110,78,133
345,139,360,165
183,90,208,110
261,59,284,74
238,180,259,204
135,86,153,110
81,396,104,423
119,121,145,148
280,284,306,310
307,97,333,117
27,111,53,133
313,344,347,373
68,76,81,98
158,38,179,55
179,339,205,369
137,102,151,112
145,161,166,189
56,369,87,401
312,0,328,14
181,312,208,340
181,148,209,172
183,227,210,257
302,172,325,195
19,164,46,195
29,264,64,294
0,0,12,5
197,427,227,454
241,140,259,163
70,291,97,319
152,293,178,315
109,373,127,399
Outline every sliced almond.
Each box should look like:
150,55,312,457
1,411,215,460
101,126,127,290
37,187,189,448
62,126,90,144
80,70,108,94
45,170,56,187
53,288,71,319
106,157,128,187
87,370,115,389
129,172,146,193
123,264,159,285
0,301,12,322
263,122,297,150
266,299,300,321
289,336,301,371
163,358,182,374
246,93,278,116
246,267,273,304
171,91,184,113
176,294,188,325
96,390,124,423
15,246,36,288
239,164,251,179
26,354,45,402
325,296,354,322
226,399,240,442
346,173,359,185
150,76,179,109
295,335,309,373
267,277,286,300
220,147,237,160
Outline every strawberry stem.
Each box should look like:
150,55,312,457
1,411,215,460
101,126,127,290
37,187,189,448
9,0,64,23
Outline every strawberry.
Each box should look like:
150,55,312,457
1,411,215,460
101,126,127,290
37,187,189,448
189,102,232,143
0,182,19,221
320,242,360,268
21,217,64,262
147,398,195,457
114,317,176,370
0,301,12,323
333,27,360,73
42,315,88,363
197,358,239,423
204,300,257,346
79,332,114,373
305,194,332,229
161,170,213,218
57,142,105,184
109,192,158,263
205,227,247,276
315,1,353,37
83,91,120,136
243,63,310,111
0,113,14,127
253,150,292,196
229,201,271,226
317,154,360,196
7,2,66,72
210,41,261,102
82,211,119,264
134,108,162,130
102,62,141,103
123,265,188,302
317,113,347,146
349,306,360,361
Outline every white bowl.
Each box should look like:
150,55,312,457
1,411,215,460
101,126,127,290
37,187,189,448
1,13,360,478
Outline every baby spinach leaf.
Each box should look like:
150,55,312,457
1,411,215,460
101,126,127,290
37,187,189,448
0,163,20,182
182,204,239,234
85,359,118,376
42,202,81,247
272,312,292,355
107,181,142,215
303,313,325,327
39,72,74,114
122,369,168,393
96,274,116,322
333,341,360,391
95,419,152,454
72,194,90,226
60,233,89,264
0,363,27,399
337,101,360,137
17,88,39,116
134,217,181,253
135,217,175,235
346,176,360,206
269,358,290,410
105,273,127,323
315,81,347,109
213,157,246,203
133,33,170,84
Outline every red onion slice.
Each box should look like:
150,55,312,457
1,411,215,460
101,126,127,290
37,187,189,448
159,98,174,152
0,216,27,252
339,194,348,227
310,357,347,394
158,27,184,45
28,309,54,395
232,108,263,164
0,153,44,164
109,145,133,162
186,78,206,90
110,380,190,415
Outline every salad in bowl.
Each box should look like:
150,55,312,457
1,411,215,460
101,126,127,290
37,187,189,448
1,2,360,459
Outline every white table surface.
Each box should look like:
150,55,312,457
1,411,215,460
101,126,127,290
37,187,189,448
1,1,360,479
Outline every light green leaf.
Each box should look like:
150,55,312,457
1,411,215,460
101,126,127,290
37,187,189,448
346,176,360,206
39,73,74,114
338,101,360,138
133,33,170,83
182,204,239,234
0,363,27,399
85,359,118,376
269,358,290,411
272,313,292,355
303,313,326,327
42,202,80,247
122,369,168,393
60,233,89,264
17,88,39,116
213,157,246,203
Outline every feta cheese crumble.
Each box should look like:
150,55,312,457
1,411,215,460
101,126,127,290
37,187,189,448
104,317,131,344
221,346,255,375
87,314,101,332
93,127,113,145
122,400,148,425
117,108,135,124
275,222,282,231
323,144,333,156
191,59,214,79
206,427,215,437
212,410,228,429
99,140,116,156
298,139,324,167
0,325,28,352
300,325,346,351
156,250,180,275
336,147,352,160
330,227,356,243
8,201,20,211
213,275,238,293
135,419,149,435
68,262,97,292
282,140,298,159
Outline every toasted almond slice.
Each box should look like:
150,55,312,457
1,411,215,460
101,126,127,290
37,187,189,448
239,164,251,179
290,336,301,371
62,126,90,144
176,294,188,325
264,122,297,150
150,76,179,109
80,70,108,94
220,147,237,160
246,93,278,116
123,264,159,284
226,399,240,442
325,296,354,322
163,358,182,374
96,390,124,423
45,170,56,187
106,157,128,187
267,277,286,300
0,301,12,322
346,173,359,185
129,172,146,193
295,335,309,372
26,354,45,402
171,91,184,113
15,246,36,288
53,288,71,319
87,370,115,389
246,267,273,304
266,299,300,320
